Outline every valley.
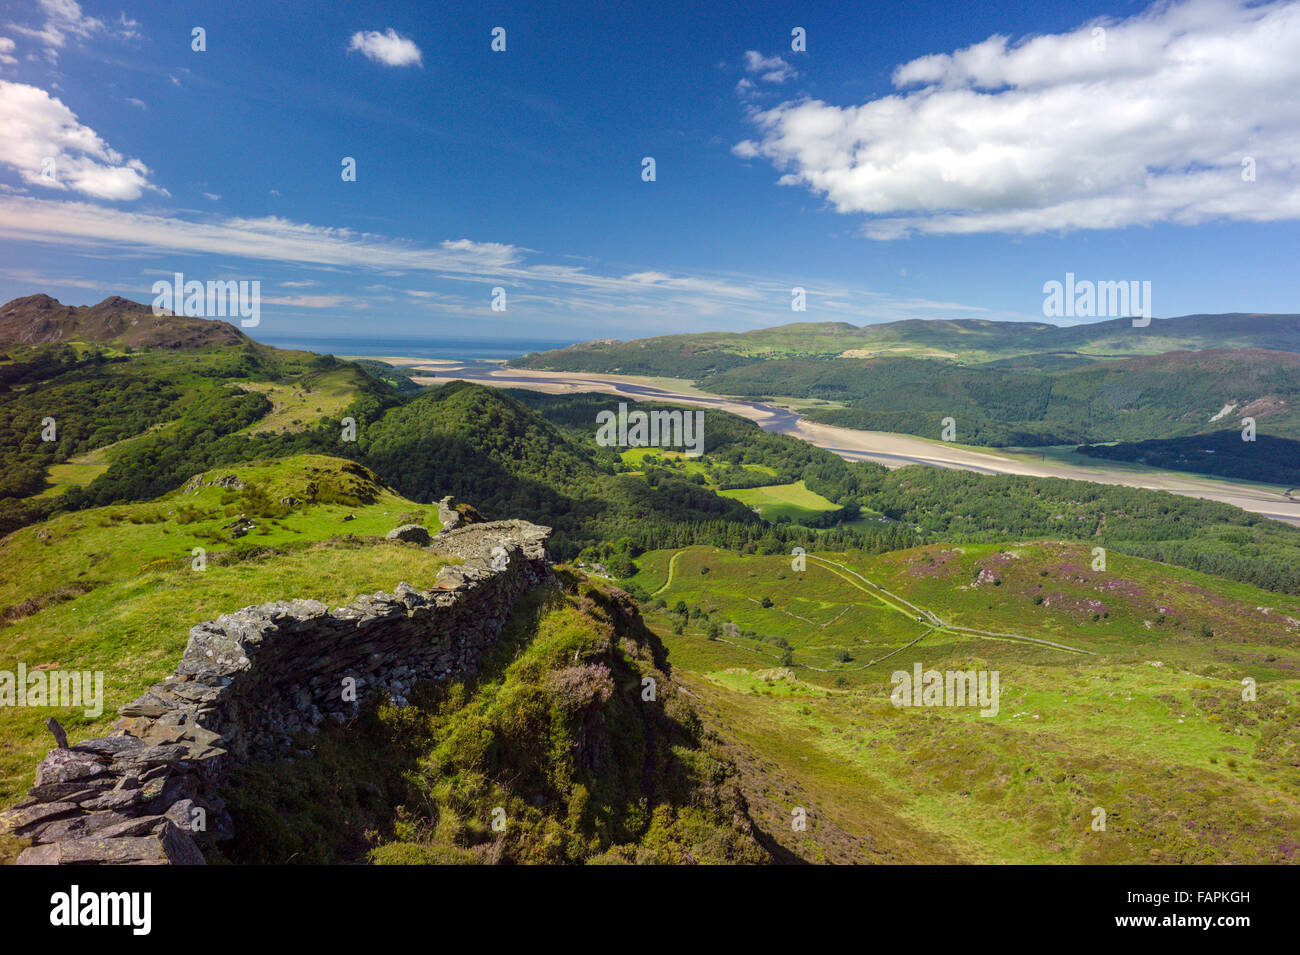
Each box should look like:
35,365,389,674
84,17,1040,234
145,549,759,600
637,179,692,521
391,361,1300,526
2,297,1299,866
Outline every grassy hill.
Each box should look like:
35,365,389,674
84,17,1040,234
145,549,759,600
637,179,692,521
508,317,1300,462
510,313,1300,371
5,316,1300,865
621,541,1300,863
705,348,1300,447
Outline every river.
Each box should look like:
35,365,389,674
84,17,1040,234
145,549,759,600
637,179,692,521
387,361,1300,527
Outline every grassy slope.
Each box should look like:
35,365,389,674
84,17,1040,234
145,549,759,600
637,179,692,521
624,542,1300,863
233,365,360,434
0,455,449,863
13,348,374,501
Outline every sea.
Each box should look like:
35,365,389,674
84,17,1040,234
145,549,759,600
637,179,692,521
247,334,576,362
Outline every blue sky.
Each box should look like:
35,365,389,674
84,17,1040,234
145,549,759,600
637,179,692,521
0,0,1297,343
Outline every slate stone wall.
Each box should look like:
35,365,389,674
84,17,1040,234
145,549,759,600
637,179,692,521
1,519,552,865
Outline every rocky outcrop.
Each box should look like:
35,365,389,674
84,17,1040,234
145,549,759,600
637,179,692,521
436,496,462,531
385,523,431,546
435,495,487,533
2,519,552,865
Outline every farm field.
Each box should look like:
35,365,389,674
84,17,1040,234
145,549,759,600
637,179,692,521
718,480,840,523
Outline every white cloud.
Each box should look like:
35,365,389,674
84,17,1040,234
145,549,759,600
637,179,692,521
0,81,165,200
125,97,146,109
0,37,16,66
9,0,135,60
735,0,1300,238
347,29,423,68
743,50,797,84
201,192,220,200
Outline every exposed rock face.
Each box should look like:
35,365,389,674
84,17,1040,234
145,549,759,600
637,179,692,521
1,519,552,865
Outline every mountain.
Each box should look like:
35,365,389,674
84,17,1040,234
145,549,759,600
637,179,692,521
0,294,250,350
509,313,1300,372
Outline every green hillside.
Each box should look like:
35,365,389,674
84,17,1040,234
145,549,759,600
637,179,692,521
511,314,1300,371
0,455,451,862
622,541,1300,863
507,318,1300,464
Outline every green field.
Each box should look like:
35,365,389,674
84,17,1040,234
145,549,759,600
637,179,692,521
719,480,840,523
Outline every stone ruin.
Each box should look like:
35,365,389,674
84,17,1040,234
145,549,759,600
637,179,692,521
1,518,553,865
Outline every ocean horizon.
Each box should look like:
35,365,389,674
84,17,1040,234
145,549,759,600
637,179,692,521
246,334,578,361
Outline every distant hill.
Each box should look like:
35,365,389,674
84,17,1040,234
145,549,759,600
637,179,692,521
508,316,1300,450
509,313,1300,373
0,294,250,350
710,346,1300,445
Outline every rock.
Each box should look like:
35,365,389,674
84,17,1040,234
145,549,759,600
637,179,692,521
436,496,462,531
16,821,204,865
35,749,108,787
44,718,68,749
0,800,81,835
120,688,182,717
385,524,431,546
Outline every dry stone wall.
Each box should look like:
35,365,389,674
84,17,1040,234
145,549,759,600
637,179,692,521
1,519,552,865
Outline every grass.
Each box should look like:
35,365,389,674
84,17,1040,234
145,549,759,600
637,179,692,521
234,366,358,434
718,480,840,523
618,448,776,489
626,541,1300,863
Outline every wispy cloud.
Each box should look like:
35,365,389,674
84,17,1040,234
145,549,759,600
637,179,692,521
347,29,423,68
9,0,138,62
735,0,1300,238
743,51,797,84
0,193,993,328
